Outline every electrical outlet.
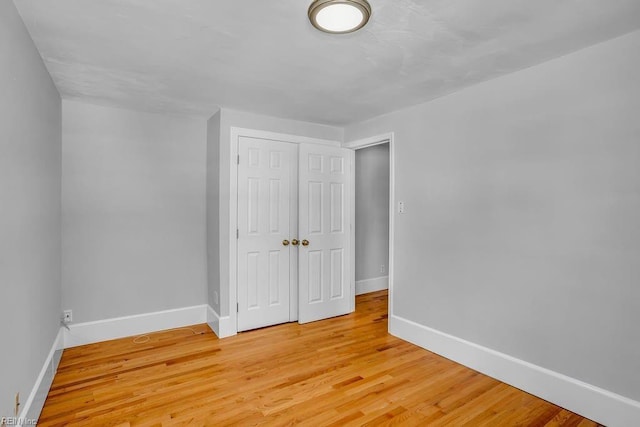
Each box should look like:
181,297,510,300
380,264,385,274
398,201,406,214
213,291,219,305
63,309,73,324
14,392,20,416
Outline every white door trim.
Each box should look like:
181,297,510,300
343,133,393,150
343,132,395,316
232,127,341,148
229,127,342,334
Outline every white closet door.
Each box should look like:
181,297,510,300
237,137,296,332
298,144,353,323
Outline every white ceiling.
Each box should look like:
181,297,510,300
13,0,640,125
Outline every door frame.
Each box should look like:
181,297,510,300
229,127,343,334
343,132,395,320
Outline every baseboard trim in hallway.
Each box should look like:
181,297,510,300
355,275,388,295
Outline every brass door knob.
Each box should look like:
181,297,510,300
291,239,300,246
282,239,290,246
301,239,310,246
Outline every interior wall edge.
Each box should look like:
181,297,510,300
206,305,236,339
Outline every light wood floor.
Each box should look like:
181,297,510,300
39,291,598,426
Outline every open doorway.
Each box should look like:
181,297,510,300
354,143,390,295
346,132,394,317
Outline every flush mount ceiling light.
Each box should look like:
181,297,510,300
308,0,372,34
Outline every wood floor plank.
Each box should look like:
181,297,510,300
38,291,599,426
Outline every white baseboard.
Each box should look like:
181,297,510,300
356,276,389,295
17,304,237,425
390,314,640,427
18,328,64,426
207,306,236,339
63,305,208,348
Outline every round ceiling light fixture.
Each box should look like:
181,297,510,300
308,0,372,34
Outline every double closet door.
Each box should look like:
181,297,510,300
237,136,352,332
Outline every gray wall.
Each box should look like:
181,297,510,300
345,30,640,401
0,0,62,418
206,111,221,313
355,144,389,281
62,100,207,323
